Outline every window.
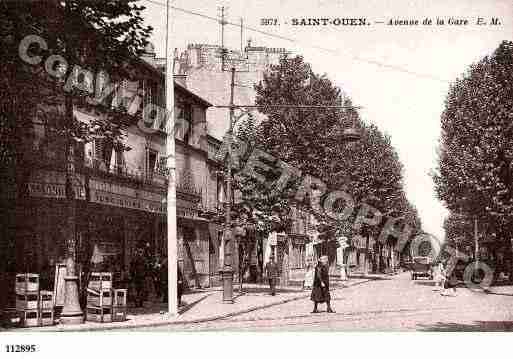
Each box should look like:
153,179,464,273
74,141,85,167
147,149,158,175
216,175,226,208
157,156,167,176
94,138,113,170
114,149,124,173
175,103,193,144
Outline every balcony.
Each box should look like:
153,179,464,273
83,156,167,188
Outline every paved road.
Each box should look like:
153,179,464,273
131,272,513,331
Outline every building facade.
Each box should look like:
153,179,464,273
1,43,227,312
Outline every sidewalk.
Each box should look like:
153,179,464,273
10,277,373,332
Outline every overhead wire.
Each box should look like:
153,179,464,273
144,0,450,83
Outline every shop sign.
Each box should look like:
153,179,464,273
176,198,200,219
89,178,165,214
28,170,85,200
28,182,66,199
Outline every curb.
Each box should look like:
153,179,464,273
10,278,374,332
45,293,312,332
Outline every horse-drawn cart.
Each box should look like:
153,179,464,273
410,256,433,280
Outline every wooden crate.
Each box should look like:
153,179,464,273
16,293,39,310
113,289,127,307
88,272,112,290
39,291,54,310
86,306,112,323
19,309,39,328
16,273,39,294
111,306,127,322
1,308,21,328
39,309,54,326
87,288,112,307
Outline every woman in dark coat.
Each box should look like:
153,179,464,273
311,256,335,313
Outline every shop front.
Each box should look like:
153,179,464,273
2,165,220,312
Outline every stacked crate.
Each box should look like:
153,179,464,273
86,272,113,323
112,289,127,322
86,273,128,323
38,290,54,326
14,274,55,328
15,274,40,327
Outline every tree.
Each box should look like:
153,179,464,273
433,41,513,277
1,1,152,197
233,54,418,272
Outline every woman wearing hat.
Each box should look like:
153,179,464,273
311,256,335,313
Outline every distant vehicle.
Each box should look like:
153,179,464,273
410,256,433,280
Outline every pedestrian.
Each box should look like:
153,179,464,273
130,248,147,307
311,255,335,313
152,255,163,300
177,265,184,306
303,263,314,290
441,266,457,296
160,257,168,303
265,255,278,295
159,260,184,306
433,262,444,291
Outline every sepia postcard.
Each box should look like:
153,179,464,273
1,0,512,357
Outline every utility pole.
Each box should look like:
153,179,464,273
240,17,244,53
219,6,227,71
60,0,83,325
165,0,178,316
219,67,236,303
226,66,235,263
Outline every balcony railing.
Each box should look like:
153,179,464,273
83,156,204,200
83,156,167,187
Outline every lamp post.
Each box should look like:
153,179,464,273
219,67,236,304
165,0,178,315
60,0,83,324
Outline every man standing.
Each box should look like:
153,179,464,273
265,255,278,295
311,256,335,313
130,248,147,308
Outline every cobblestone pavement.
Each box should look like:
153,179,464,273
131,272,513,331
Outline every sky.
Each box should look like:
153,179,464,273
141,0,513,240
